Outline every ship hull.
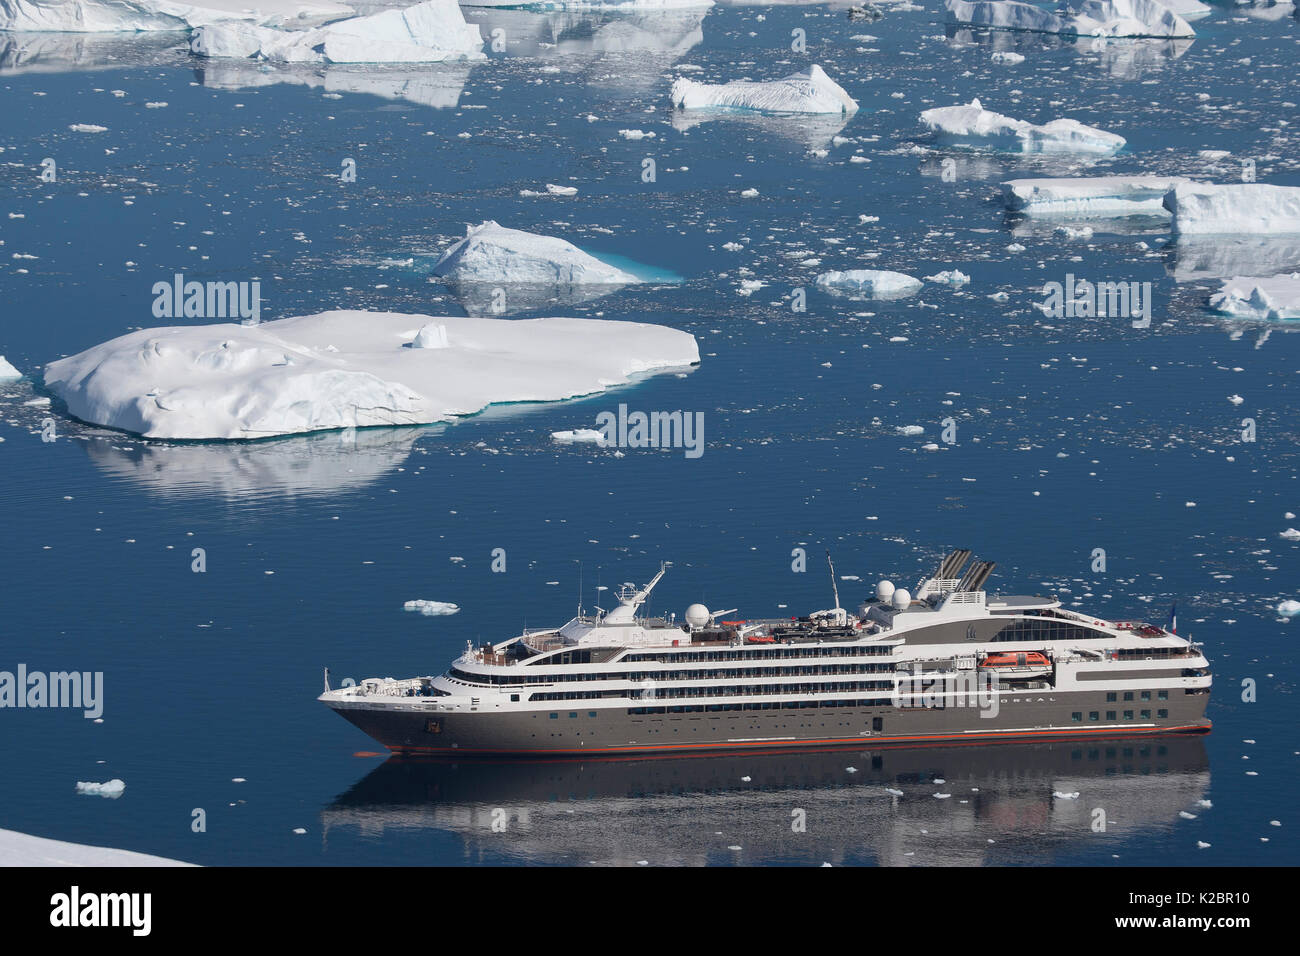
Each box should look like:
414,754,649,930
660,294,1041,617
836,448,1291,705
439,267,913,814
329,691,1210,757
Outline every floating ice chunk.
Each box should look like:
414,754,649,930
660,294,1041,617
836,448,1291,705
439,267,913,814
43,311,698,440
190,0,486,64
1166,183,1300,236
990,50,1024,64
1196,841,1211,848
1279,529,1300,542
933,792,952,799
1278,599,1300,618
545,184,577,196
671,64,857,115
293,827,307,834
924,269,970,286
1002,176,1189,217
885,787,904,796
76,779,125,798
411,323,449,349
432,221,641,287
815,269,922,299
920,98,1123,155
552,429,609,445
895,425,925,436
1179,810,1197,819
68,123,107,132
845,766,858,773
1053,790,1080,799
944,0,1195,38
0,355,21,381
403,599,460,616
1208,274,1300,321
1227,395,1244,405
741,775,752,782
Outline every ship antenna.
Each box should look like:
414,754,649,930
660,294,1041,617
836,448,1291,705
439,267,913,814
827,550,841,611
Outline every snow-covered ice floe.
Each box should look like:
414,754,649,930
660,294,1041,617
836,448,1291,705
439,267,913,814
432,220,641,286
0,827,196,866
464,0,715,8
920,98,1123,154
671,64,857,115
1208,274,1300,321
76,779,126,797
0,355,22,380
191,0,484,63
815,269,923,299
943,0,1196,39
404,599,460,615
0,0,353,32
1165,183,1300,236
1002,175,1189,217
44,311,699,440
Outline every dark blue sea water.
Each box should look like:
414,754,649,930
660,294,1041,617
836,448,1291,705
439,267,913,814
1,2,1298,866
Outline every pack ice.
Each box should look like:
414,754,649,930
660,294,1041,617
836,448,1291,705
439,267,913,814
1209,274,1300,321
921,99,1124,154
42,311,700,440
0,0,352,32
815,269,923,299
432,221,643,286
1003,175,1190,216
943,0,1197,38
191,0,485,63
1165,184,1300,236
671,65,858,115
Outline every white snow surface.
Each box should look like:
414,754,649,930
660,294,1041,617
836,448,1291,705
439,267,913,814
0,0,352,32
190,0,484,63
0,827,196,866
43,310,700,440
671,65,857,115
1209,274,1300,320
943,0,1196,38
815,269,923,298
1003,175,1190,216
432,220,642,286
1165,183,1300,236
0,355,22,380
920,98,1124,154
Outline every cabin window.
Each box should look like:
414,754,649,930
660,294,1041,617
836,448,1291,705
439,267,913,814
1123,692,1134,702
549,713,557,719
1158,690,1168,700
872,717,883,732
1157,709,1168,719
1089,712,1099,721
1141,710,1151,719
1106,692,1116,702
1140,691,1151,700
1106,711,1117,721
511,694,520,702
1123,710,1133,720
1071,712,1082,722
588,711,597,718
569,712,577,718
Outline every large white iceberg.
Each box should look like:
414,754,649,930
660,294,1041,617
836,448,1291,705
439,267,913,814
1003,175,1190,216
191,0,484,63
0,827,195,867
1165,183,1300,236
431,220,642,286
815,269,922,299
44,310,699,440
921,99,1124,154
0,0,352,32
671,64,857,115
1208,274,1300,321
943,0,1196,38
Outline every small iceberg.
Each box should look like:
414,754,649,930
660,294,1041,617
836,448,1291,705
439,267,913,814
552,429,609,445
671,64,857,115
1166,183,1300,236
924,269,970,286
190,0,486,64
920,98,1124,155
432,221,642,287
0,355,22,381
1053,790,1081,799
1208,274,1300,321
944,0,1196,39
76,779,125,798
1003,175,1189,218
0,0,354,32
1278,599,1300,618
815,269,922,299
43,310,699,440
403,599,460,616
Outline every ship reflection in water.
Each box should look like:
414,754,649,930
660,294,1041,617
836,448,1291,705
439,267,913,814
323,735,1210,866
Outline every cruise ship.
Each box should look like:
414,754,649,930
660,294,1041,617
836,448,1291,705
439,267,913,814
320,550,1212,756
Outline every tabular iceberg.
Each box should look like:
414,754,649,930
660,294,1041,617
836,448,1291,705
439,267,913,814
43,310,700,440
815,269,923,299
671,64,858,115
921,99,1124,154
1208,275,1300,321
191,0,485,63
1165,183,1300,236
1003,175,1190,216
0,827,196,866
943,0,1196,39
432,221,642,286
0,0,353,32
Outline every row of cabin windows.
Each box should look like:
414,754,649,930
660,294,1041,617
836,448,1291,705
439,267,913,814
620,645,894,664
1107,690,1169,702
626,699,892,715
530,679,894,703
1072,709,1168,721
450,661,892,686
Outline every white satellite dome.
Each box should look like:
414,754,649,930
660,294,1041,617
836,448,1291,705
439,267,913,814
876,580,895,603
685,603,711,629
891,588,911,610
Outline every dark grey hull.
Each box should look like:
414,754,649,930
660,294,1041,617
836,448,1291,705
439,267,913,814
331,691,1211,757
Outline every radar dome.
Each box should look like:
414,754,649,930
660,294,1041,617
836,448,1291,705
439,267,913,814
891,588,911,610
876,580,895,603
685,603,711,629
